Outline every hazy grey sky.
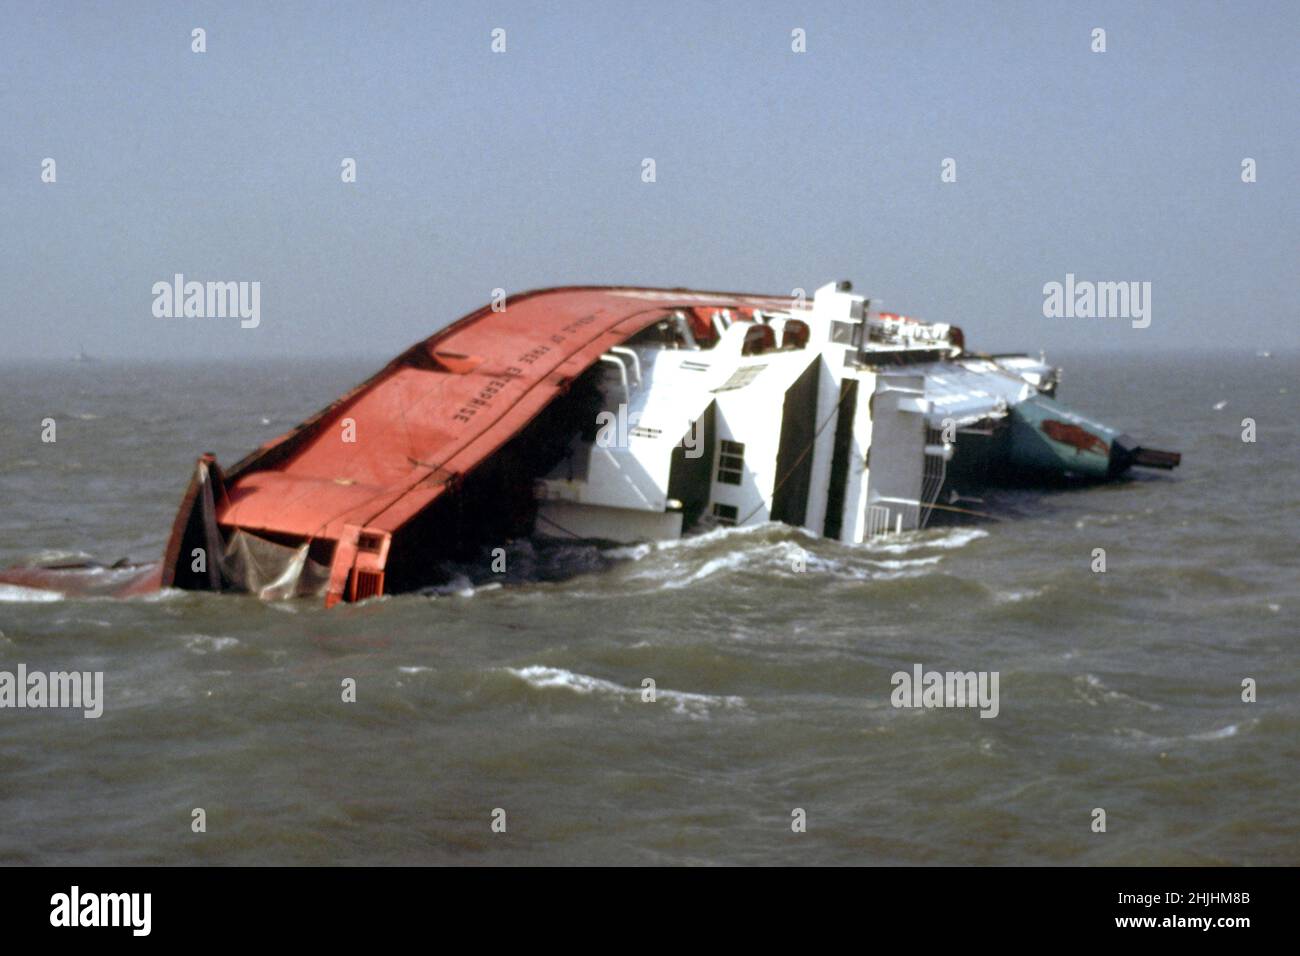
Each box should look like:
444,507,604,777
2,1,1296,359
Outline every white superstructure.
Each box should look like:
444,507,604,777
533,281,1054,544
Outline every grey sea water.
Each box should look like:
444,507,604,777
0,351,1296,865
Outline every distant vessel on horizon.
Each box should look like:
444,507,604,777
71,344,98,364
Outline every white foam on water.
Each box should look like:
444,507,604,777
1075,674,1163,711
508,665,626,695
183,634,241,655
790,543,941,580
424,574,502,598
675,551,749,587
627,536,946,593
1188,724,1240,741
659,688,746,718
22,549,96,566
860,527,988,555
131,587,186,603
649,521,783,555
52,616,113,629
505,665,744,719
1119,720,1254,749
0,584,64,603
398,666,432,674
994,587,1044,604
865,556,944,571
597,522,962,593
1073,511,1149,530
602,542,653,561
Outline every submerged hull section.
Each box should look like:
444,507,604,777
0,562,161,600
942,393,1182,488
1006,394,1177,481
161,286,795,605
1009,394,1117,480
0,282,1179,605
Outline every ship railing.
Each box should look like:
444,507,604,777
608,347,642,387
600,349,644,402
599,355,631,400
919,431,951,529
869,497,924,535
865,504,893,537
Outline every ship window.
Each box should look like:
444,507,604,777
712,503,738,526
742,324,777,355
830,319,863,347
781,320,810,350
717,440,745,485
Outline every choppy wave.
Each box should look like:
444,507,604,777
1117,719,1258,749
505,665,745,719
1074,673,1163,711
15,549,97,567
859,527,989,555
0,584,63,603
407,522,986,602
1188,723,1242,741
183,634,241,654
993,587,1045,604
420,575,503,598
606,523,976,593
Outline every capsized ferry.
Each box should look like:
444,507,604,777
1,282,1178,606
